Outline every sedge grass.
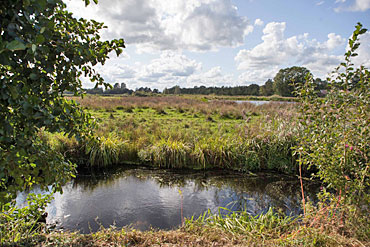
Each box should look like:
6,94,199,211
45,95,302,174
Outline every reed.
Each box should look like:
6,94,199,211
138,138,192,168
46,95,302,173
85,134,139,167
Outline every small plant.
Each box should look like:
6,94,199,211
0,193,52,245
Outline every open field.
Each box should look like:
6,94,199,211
46,95,302,174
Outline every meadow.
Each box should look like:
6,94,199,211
46,95,302,174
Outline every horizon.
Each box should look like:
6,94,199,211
66,0,370,90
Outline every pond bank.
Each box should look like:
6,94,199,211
9,209,365,247
16,167,320,233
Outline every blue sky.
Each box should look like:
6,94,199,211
67,0,370,90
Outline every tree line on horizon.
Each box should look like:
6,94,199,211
85,66,329,97
164,66,328,97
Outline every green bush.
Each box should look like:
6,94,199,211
295,23,370,224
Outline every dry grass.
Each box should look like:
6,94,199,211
6,221,368,247
70,95,295,117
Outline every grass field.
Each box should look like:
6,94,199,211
45,95,302,174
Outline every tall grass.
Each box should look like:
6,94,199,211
47,95,301,173
85,134,139,167
138,138,192,168
186,207,296,239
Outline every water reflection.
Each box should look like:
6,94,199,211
23,167,319,233
234,100,296,105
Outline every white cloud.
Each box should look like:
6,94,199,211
316,1,325,6
351,31,370,68
138,52,201,81
335,0,370,12
83,51,239,90
235,22,346,83
326,33,346,50
186,66,236,87
254,18,264,26
66,0,253,52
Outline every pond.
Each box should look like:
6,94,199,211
17,166,319,233
234,100,296,105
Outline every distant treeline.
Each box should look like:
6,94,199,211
164,84,262,96
164,78,328,97
85,86,160,95
164,67,329,97
85,66,330,97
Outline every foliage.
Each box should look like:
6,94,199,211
259,79,274,96
0,0,125,202
0,193,52,245
295,23,370,208
273,66,312,97
46,98,300,173
86,134,129,168
165,84,262,96
303,191,370,241
188,207,295,239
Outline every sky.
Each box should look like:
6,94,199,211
66,0,370,91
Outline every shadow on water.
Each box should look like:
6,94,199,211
21,166,320,233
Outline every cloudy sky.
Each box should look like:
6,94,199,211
66,0,370,90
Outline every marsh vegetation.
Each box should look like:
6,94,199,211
46,95,301,174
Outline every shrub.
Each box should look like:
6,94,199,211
295,23,370,225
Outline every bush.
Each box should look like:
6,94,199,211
295,23,370,225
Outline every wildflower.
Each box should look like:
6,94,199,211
345,144,353,150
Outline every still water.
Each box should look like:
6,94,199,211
17,167,318,233
234,100,296,105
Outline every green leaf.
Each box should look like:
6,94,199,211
30,73,38,80
36,34,45,44
32,44,37,53
6,40,26,51
23,0,31,7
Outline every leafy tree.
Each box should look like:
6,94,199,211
174,85,181,94
247,84,260,96
260,79,274,96
0,0,125,202
273,66,311,97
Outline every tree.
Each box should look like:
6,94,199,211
248,84,260,96
0,0,125,202
174,85,181,94
273,67,311,97
259,79,274,96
